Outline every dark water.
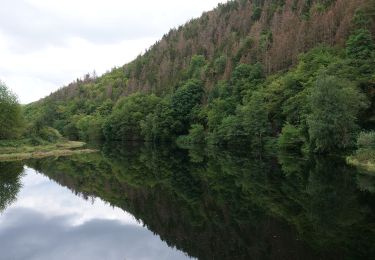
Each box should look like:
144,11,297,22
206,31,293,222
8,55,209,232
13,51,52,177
0,143,374,260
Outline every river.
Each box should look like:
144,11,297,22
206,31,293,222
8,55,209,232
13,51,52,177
0,142,374,259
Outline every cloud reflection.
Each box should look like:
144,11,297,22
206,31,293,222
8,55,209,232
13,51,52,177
0,168,192,260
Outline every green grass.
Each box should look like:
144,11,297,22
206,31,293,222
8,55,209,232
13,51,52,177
0,140,97,162
347,149,375,174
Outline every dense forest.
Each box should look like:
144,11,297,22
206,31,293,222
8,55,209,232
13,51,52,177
1,0,375,158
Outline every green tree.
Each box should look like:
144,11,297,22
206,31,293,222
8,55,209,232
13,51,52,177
77,115,105,140
307,75,368,153
171,79,204,134
103,93,161,141
188,124,205,143
177,124,206,144
186,55,206,79
231,63,264,102
207,98,236,132
278,124,305,152
241,92,271,148
346,28,375,76
0,81,24,139
346,29,375,60
213,55,227,75
141,98,178,142
214,115,244,145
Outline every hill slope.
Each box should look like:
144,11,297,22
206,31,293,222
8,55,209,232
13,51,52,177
42,0,368,101
25,0,375,154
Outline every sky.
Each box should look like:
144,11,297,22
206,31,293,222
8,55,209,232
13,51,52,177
0,0,228,104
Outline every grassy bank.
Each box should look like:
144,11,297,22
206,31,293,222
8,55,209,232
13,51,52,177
0,140,97,162
347,149,375,174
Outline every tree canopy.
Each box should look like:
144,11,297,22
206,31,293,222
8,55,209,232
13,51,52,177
0,81,24,140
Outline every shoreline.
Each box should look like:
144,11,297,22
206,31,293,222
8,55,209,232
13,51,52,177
0,141,98,162
346,148,375,174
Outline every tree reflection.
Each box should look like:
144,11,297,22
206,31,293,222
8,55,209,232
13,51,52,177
0,162,24,213
25,143,375,259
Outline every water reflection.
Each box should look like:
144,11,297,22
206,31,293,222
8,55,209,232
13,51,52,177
0,167,193,260
0,162,24,212
0,143,374,259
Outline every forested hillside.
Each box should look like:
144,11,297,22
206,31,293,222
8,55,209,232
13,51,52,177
24,0,375,154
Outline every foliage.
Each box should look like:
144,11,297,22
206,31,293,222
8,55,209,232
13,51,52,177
259,30,273,50
103,93,161,141
76,115,105,141
347,132,375,172
240,91,271,147
346,28,375,76
212,115,244,145
186,55,207,79
307,75,368,153
141,99,177,142
231,63,264,102
170,79,204,134
252,6,262,21
38,127,63,143
177,124,206,144
346,28,375,60
207,97,235,131
213,55,227,75
278,124,305,152
0,81,24,139
357,131,375,149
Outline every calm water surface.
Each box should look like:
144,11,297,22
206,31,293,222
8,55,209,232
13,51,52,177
0,143,374,260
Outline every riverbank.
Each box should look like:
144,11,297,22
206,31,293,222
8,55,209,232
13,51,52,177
0,140,97,162
347,149,375,174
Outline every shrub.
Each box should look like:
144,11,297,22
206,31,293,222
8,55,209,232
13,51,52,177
278,124,305,152
39,127,63,143
177,124,206,144
357,131,375,149
251,6,262,21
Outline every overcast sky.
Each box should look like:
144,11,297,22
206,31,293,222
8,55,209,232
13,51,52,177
0,0,228,104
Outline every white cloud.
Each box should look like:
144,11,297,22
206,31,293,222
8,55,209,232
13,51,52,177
0,0,228,104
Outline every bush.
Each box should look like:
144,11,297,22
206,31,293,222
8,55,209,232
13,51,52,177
231,63,264,102
39,127,63,142
141,99,178,142
63,122,80,140
103,93,161,141
188,124,206,144
214,56,227,75
177,124,206,144
357,131,375,149
346,29,375,60
278,124,305,152
251,6,262,21
76,115,104,141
